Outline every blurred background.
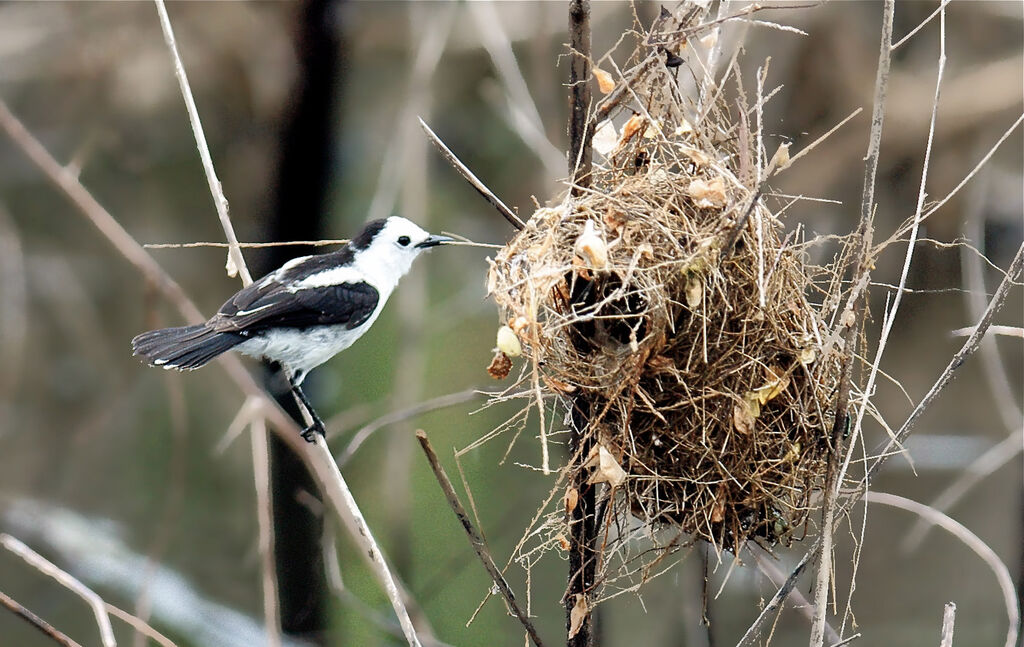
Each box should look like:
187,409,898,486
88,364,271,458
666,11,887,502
0,2,1020,646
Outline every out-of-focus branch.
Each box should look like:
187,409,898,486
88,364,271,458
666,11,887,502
0,534,115,647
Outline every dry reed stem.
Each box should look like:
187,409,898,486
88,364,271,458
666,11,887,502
0,588,83,647
153,0,251,286
250,416,282,647
0,534,116,647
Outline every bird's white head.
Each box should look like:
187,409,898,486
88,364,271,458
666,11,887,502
351,216,451,290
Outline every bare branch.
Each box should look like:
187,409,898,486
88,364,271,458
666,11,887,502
419,117,525,230
416,431,546,647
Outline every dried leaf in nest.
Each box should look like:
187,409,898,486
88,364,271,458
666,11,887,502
592,67,615,94
686,176,727,208
565,487,579,513
752,365,791,405
733,396,758,435
620,114,646,145
585,445,627,488
487,351,512,380
568,594,589,639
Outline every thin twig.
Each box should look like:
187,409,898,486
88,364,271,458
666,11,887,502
810,3,894,645
416,431,546,647
0,534,116,647
250,415,282,647
335,388,480,463
748,545,840,644
418,117,524,230
146,239,348,249
153,0,251,285
866,493,1017,647
938,602,956,647
0,589,83,647
735,545,817,646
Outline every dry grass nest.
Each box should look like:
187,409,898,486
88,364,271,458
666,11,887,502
488,139,842,550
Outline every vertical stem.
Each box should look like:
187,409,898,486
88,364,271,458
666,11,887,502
569,0,592,195
566,399,597,647
566,2,595,645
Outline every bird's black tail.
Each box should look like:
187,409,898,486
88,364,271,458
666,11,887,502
132,324,245,370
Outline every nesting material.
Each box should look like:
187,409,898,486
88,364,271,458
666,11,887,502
486,9,841,551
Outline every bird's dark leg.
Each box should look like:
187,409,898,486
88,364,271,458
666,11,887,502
287,371,326,442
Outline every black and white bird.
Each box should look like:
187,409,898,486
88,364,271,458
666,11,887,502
132,216,451,441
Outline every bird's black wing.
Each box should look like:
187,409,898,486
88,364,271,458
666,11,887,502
211,278,379,334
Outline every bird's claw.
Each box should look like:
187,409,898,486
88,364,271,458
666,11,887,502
301,423,325,443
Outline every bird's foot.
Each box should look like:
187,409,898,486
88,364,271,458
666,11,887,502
301,422,325,443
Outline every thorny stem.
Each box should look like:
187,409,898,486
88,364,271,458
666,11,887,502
808,2,894,646
416,431,546,647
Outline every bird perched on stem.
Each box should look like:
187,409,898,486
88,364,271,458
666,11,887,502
132,216,451,441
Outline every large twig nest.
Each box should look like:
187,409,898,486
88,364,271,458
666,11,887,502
487,14,841,550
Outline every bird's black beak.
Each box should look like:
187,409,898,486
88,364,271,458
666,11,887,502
416,234,453,249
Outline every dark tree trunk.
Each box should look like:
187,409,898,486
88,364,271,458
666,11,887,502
261,0,345,642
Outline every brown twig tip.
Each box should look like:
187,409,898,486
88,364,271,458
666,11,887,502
417,117,525,231
416,430,546,647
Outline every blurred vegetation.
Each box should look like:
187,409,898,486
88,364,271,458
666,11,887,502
0,2,1020,646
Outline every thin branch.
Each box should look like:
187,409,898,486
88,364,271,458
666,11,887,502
146,239,349,249
153,0,251,285
748,545,840,645
416,431,546,647
938,602,956,647
866,493,1017,647
735,545,817,646
0,588,83,647
250,416,281,647
418,117,525,230
0,534,116,647
335,388,480,464
810,3,894,645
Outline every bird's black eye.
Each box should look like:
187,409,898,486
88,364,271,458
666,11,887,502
398,235,411,247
